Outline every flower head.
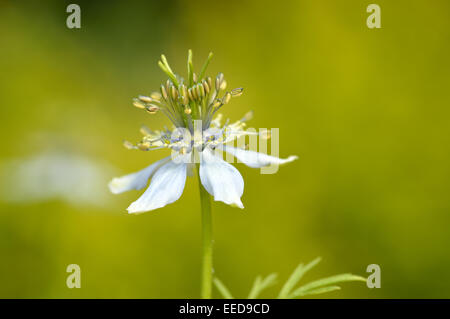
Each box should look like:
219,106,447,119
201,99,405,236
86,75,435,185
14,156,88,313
109,51,297,213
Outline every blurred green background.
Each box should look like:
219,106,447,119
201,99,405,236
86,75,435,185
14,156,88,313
1,0,449,298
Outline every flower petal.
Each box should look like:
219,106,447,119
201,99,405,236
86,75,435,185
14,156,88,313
108,156,171,194
200,148,244,209
127,160,187,213
220,146,298,168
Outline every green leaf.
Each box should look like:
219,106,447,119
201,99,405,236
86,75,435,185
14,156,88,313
248,273,278,299
213,278,234,299
248,276,262,299
289,273,366,299
278,257,322,298
294,285,341,297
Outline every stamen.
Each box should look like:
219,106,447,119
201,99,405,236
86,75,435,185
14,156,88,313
145,105,159,114
241,111,254,122
123,140,137,150
179,85,189,105
165,79,173,92
138,142,151,151
220,79,227,91
170,86,178,100
215,73,224,91
222,92,231,105
129,51,247,151
202,80,210,94
160,85,168,100
187,88,194,101
138,95,153,103
140,125,153,136
133,98,146,109
191,86,198,100
196,83,205,98
150,92,162,100
231,87,244,97
207,77,212,90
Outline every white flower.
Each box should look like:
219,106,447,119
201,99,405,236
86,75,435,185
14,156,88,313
109,147,297,213
109,119,297,213
109,52,297,213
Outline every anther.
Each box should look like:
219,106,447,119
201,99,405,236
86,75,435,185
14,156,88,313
222,92,231,104
123,140,136,150
160,85,168,100
133,98,146,109
188,88,194,101
202,80,210,94
231,87,243,97
191,86,199,100
215,73,224,91
146,105,159,114
170,86,178,100
207,76,212,90
196,83,205,98
220,79,227,91
138,142,151,151
179,85,187,98
140,125,153,136
138,95,153,103
182,94,189,105
166,79,172,92
150,92,162,100
241,110,254,122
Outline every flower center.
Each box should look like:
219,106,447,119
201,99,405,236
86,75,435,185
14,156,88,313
124,51,254,154
132,51,243,134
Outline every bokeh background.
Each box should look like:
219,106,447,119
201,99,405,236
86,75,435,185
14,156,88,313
1,0,449,298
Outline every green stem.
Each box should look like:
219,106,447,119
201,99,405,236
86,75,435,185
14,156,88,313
198,167,213,299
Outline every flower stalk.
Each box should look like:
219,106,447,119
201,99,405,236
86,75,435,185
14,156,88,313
198,166,213,299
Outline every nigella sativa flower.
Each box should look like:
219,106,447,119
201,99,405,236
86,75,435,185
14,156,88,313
109,51,297,213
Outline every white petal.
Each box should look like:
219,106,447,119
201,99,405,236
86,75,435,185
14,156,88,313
108,156,171,194
200,148,244,209
127,160,187,213
220,146,298,168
